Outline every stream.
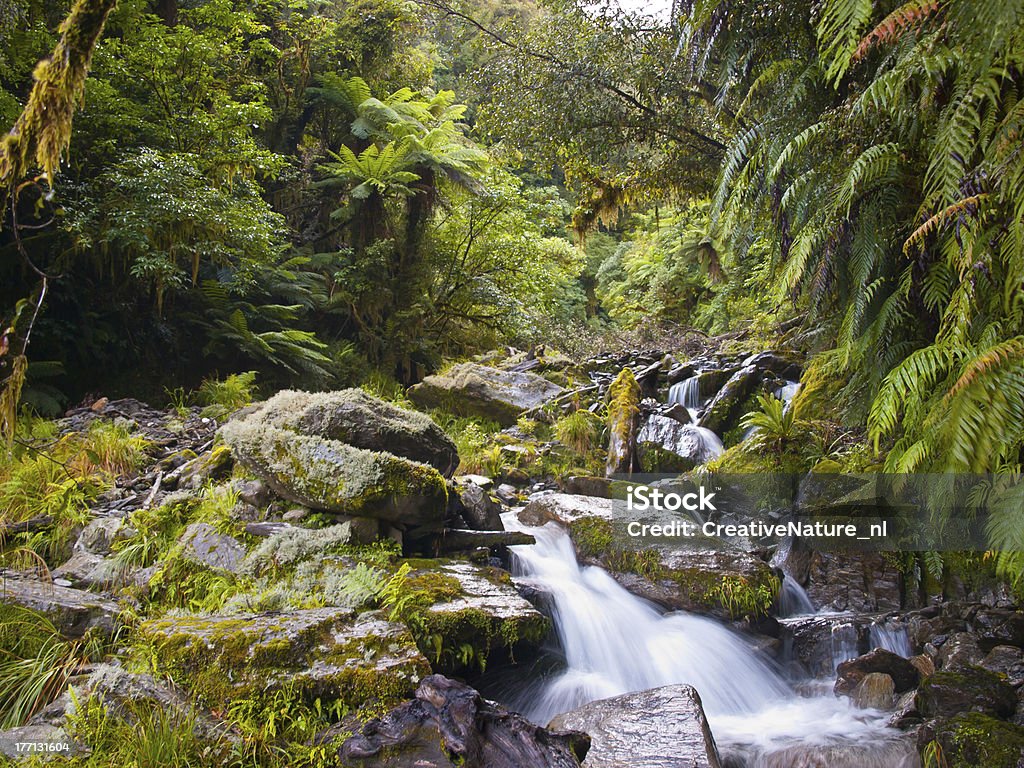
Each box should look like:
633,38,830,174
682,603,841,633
497,512,921,767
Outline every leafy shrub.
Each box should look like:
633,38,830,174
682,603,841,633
197,371,258,418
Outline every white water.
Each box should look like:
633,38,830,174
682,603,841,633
668,375,703,422
870,620,912,658
684,424,725,462
777,573,816,617
503,514,918,765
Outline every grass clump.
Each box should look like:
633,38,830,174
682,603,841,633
554,409,604,456
197,371,258,420
0,605,106,729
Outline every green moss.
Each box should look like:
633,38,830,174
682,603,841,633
925,713,1024,767
607,368,640,443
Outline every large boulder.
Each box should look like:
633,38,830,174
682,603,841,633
835,648,920,696
518,492,614,527
408,363,564,426
698,365,763,436
0,575,119,638
636,415,723,472
139,608,430,714
456,482,503,531
220,390,452,529
918,713,1024,768
916,665,1017,719
339,675,589,767
549,684,722,768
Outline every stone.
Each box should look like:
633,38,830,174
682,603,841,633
549,684,722,768
851,672,896,709
338,675,588,767
972,609,1024,651
457,482,503,531
889,690,920,729
741,351,802,379
424,562,549,655
232,478,271,508
436,529,535,553
178,522,246,573
778,614,871,678
176,444,234,490
981,645,1024,685
805,552,902,612
221,393,449,529
139,608,430,713
408,363,565,426
0,724,72,759
0,575,119,638
835,648,920,695
636,415,723,472
75,516,129,556
910,653,936,679
51,551,106,587
289,389,459,476
455,474,493,489
937,631,985,670
916,665,1017,719
518,492,613,527
606,368,640,476
495,484,519,504
918,713,1024,767
698,365,762,435
559,476,618,499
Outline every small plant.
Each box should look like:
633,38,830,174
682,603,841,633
164,386,191,417
554,409,604,456
740,393,799,454
705,575,779,620
0,605,106,729
197,371,258,418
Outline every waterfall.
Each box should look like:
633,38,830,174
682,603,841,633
869,621,912,658
831,621,861,671
776,573,815,617
502,514,919,766
668,375,701,408
686,424,725,462
776,381,801,403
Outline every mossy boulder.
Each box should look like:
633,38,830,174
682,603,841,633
636,415,723,472
408,362,565,426
916,665,1017,719
606,368,640,476
919,713,1024,767
0,575,120,638
221,391,451,528
138,608,430,714
698,365,763,436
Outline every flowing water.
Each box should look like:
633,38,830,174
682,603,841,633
668,375,703,422
776,573,816,617
869,620,913,658
501,513,919,766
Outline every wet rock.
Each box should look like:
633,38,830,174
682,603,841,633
495,483,519,504
436,529,535,553
741,351,802,379
889,690,921,729
835,649,920,695
851,672,895,709
549,684,722,768
981,645,1024,685
51,551,130,590
937,631,985,670
910,653,936,679
918,713,1024,767
339,675,588,767
139,608,430,713
698,365,762,435
0,574,119,638
805,552,902,612
519,492,613,527
408,363,565,426
178,522,245,573
916,665,1017,719
779,614,871,677
636,415,722,472
972,609,1024,651
606,368,641,476
457,482,503,531
220,391,449,529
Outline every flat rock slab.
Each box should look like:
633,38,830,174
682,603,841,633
518,492,614,526
408,363,564,426
179,522,246,573
0,574,120,638
549,684,723,768
139,608,430,712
